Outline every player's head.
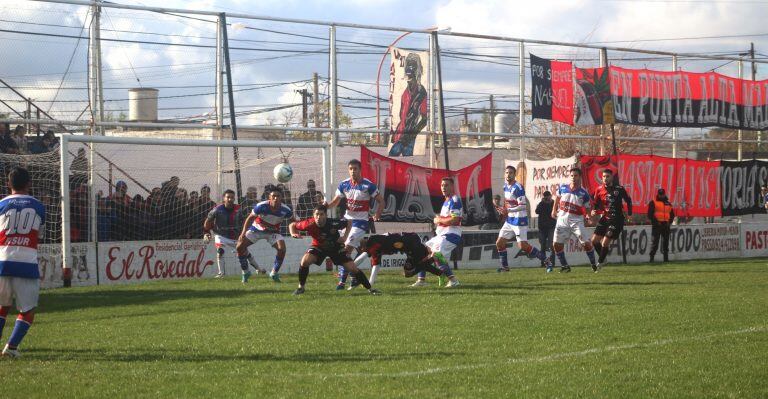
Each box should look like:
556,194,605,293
601,168,614,185
441,177,455,197
222,189,235,208
656,188,667,200
569,167,582,185
505,165,516,183
348,159,362,181
313,204,328,226
268,190,283,207
8,166,31,193
404,53,423,82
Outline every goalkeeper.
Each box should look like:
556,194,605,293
203,189,264,278
354,233,444,279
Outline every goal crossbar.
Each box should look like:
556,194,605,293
59,135,331,270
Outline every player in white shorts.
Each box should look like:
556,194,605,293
203,189,264,278
551,167,598,273
496,165,552,273
236,189,295,284
0,167,45,358
325,159,384,289
412,177,461,288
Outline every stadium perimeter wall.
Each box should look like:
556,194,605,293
38,222,768,288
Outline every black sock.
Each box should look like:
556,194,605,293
298,266,309,286
354,270,371,289
598,245,608,263
593,242,602,256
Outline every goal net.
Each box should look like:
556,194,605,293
58,135,330,267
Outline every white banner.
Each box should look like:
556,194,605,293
505,156,577,214
741,223,768,257
38,243,97,289
388,47,429,157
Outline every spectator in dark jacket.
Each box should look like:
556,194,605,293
535,191,556,266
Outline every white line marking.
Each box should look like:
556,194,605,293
297,326,767,378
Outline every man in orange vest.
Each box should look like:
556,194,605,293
647,188,675,263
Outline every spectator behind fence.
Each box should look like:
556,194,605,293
535,191,556,267
480,194,504,230
70,148,88,189
0,123,19,154
296,179,323,220
30,131,57,154
13,125,28,154
110,181,131,241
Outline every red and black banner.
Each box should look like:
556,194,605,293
575,67,614,125
361,146,495,225
581,155,768,218
609,66,768,131
530,54,574,125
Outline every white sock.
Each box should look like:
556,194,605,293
247,254,259,268
353,252,370,267
217,256,225,274
369,265,379,285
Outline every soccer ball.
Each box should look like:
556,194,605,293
273,163,293,183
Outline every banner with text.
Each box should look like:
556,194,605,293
361,146,494,225
530,54,574,125
505,156,577,213
720,159,768,216
581,154,721,217
610,66,768,131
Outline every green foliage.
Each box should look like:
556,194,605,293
1,260,767,397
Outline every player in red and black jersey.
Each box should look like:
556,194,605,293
354,233,444,278
288,205,380,296
590,169,633,271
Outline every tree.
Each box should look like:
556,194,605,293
525,120,670,159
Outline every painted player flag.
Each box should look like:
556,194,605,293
361,146,495,225
575,67,614,125
530,54,574,125
388,48,430,157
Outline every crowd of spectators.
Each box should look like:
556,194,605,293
0,123,59,155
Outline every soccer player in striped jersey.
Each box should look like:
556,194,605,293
325,159,384,289
412,177,461,288
496,165,552,273
551,168,597,273
0,167,45,358
236,189,295,284
203,189,264,278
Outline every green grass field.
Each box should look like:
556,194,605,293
2,259,767,398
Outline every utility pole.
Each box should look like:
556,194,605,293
313,73,320,127
463,108,468,127
296,88,310,127
489,94,495,147
751,43,761,152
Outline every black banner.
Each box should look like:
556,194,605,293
720,159,768,216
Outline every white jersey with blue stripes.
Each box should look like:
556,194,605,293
504,182,528,226
0,194,45,279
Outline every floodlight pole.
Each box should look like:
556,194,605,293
220,13,244,201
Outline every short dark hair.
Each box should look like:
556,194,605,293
348,159,362,168
314,204,328,213
8,167,30,191
505,165,516,173
269,190,283,198
543,191,552,197
441,176,455,184
570,167,582,176
602,169,614,175
223,189,235,196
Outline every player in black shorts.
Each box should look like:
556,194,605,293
289,205,380,296
354,233,444,278
590,169,632,272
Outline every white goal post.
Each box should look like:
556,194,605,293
59,135,331,270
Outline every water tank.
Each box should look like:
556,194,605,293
128,88,159,122
494,113,518,134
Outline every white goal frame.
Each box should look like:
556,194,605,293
59,135,331,270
